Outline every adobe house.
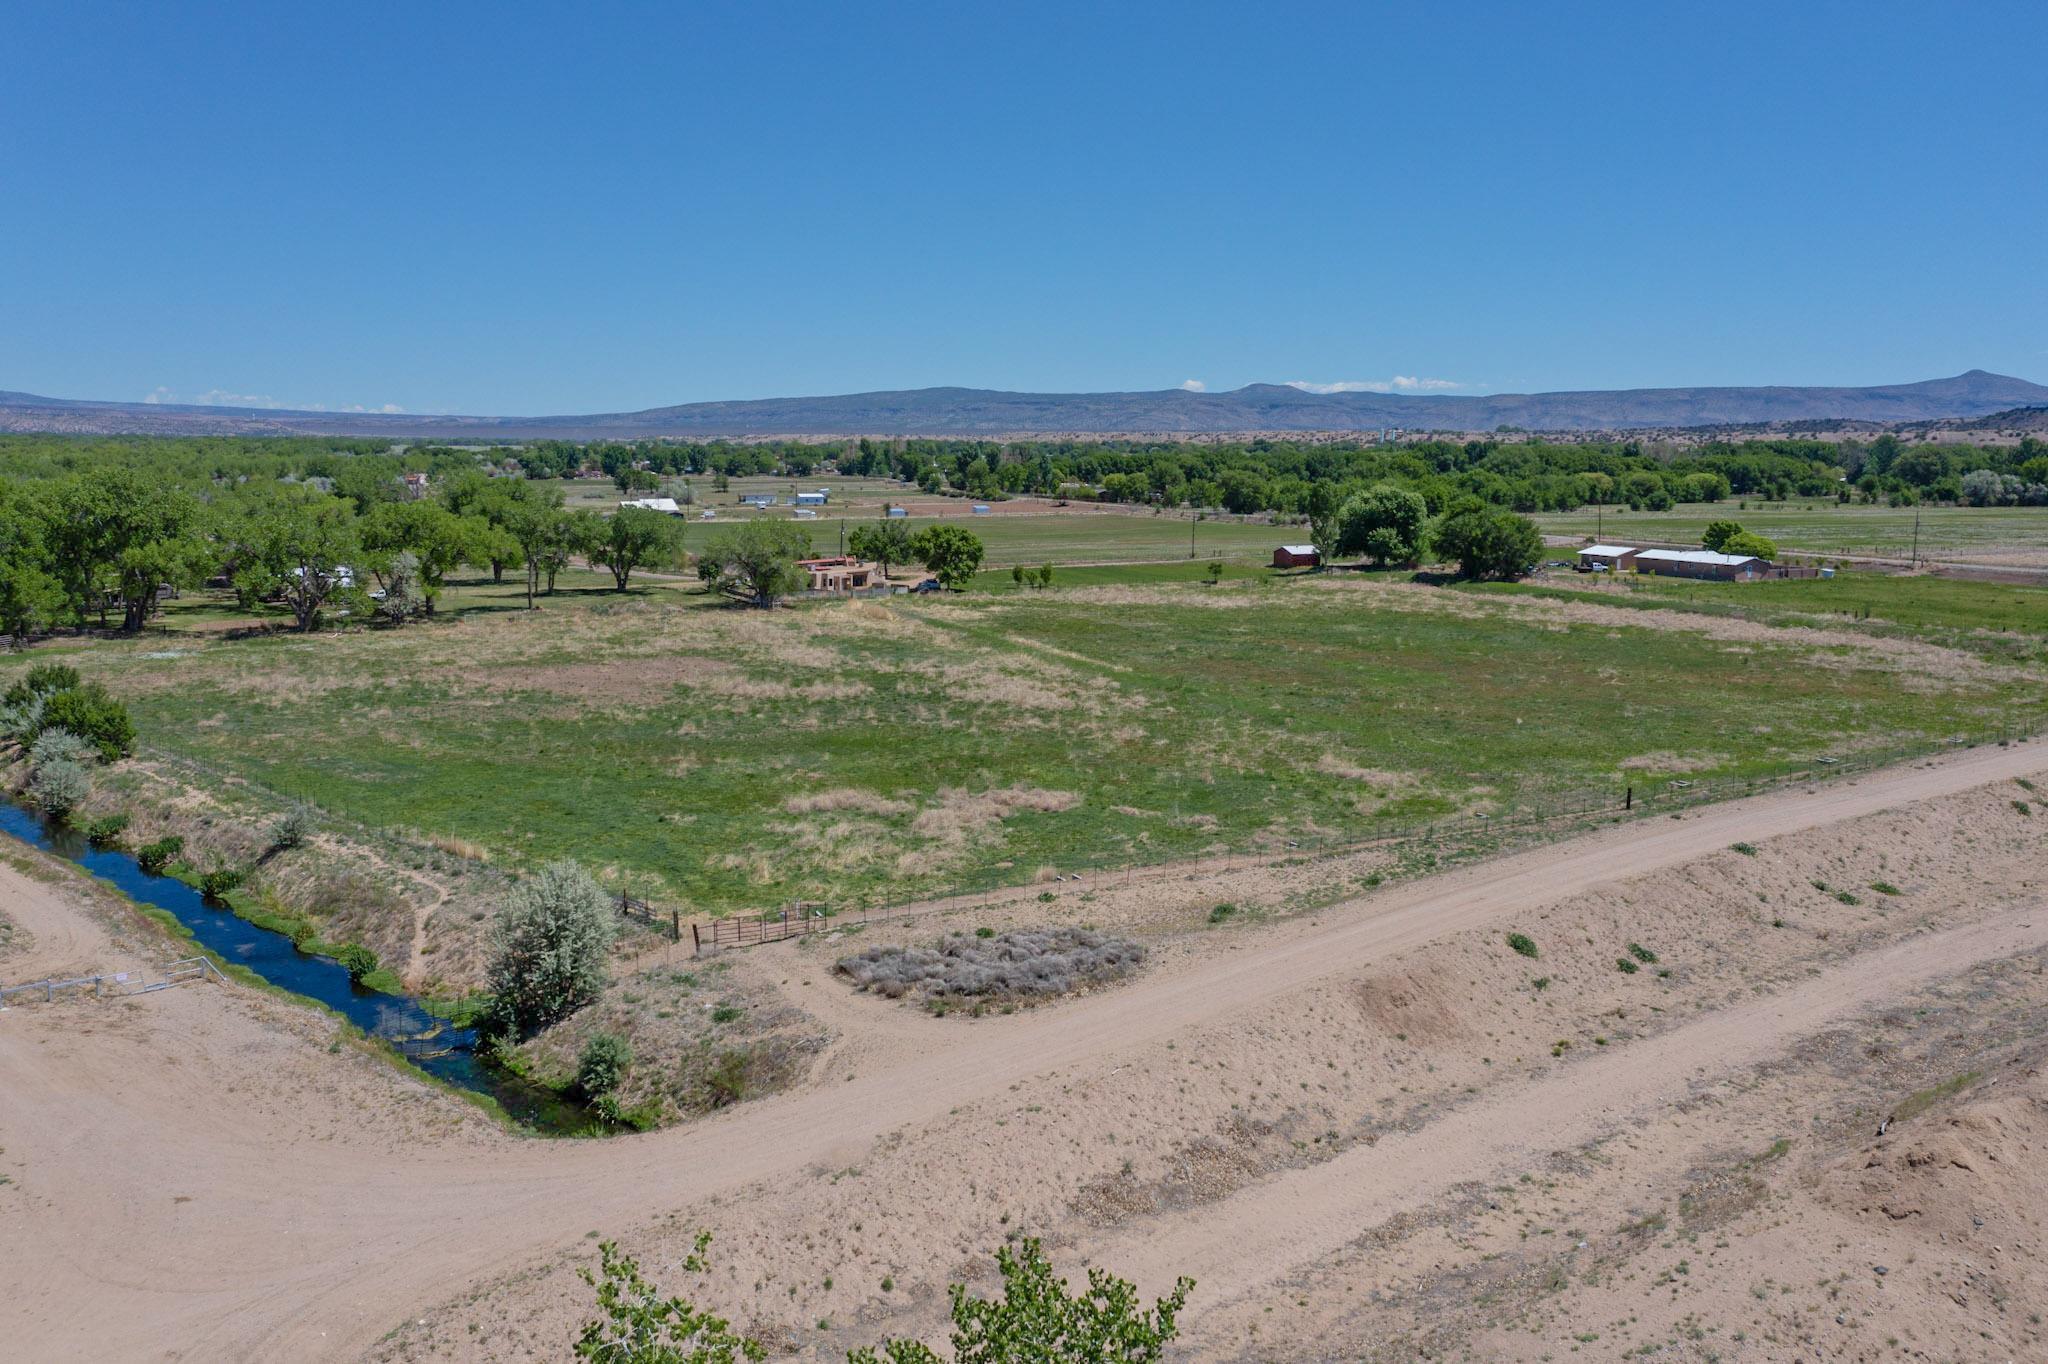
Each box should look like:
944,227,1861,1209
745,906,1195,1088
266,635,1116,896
797,556,879,592
1630,549,1768,581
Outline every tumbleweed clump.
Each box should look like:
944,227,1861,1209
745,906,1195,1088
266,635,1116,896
836,927,1145,1001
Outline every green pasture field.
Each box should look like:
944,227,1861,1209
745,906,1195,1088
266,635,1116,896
1536,501,2048,564
1493,570,2048,653
14,568,2042,919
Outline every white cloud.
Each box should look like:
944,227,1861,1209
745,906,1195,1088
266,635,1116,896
1177,379,1207,392
196,388,288,409
1288,376,1467,395
142,386,174,404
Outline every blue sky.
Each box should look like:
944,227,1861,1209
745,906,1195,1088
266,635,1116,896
4,1,2044,415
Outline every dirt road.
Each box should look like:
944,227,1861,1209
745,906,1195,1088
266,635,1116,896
2,739,2042,1360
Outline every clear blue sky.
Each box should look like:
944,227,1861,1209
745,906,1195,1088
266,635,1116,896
5,1,2044,415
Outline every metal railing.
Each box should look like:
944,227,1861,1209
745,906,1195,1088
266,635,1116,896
1,956,229,1008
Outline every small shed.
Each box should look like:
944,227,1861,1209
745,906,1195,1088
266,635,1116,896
1273,544,1321,568
1632,549,1768,581
885,506,909,518
971,503,992,515
1577,543,1639,572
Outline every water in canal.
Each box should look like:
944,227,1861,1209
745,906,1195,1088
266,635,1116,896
0,801,598,1135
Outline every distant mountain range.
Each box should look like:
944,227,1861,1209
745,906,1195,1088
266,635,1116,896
4,370,2046,440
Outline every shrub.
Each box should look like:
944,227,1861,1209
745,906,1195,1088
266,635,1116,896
270,802,316,850
138,835,185,873
837,927,1145,1002
485,858,617,1035
850,1237,1191,1364
2015,800,2033,817
577,1032,634,1098
198,865,245,901
1833,890,1861,905
576,1234,761,1364
1208,902,1238,925
40,683,134,761
710,1002,742,1024
0,692,46,742
1,663,79,707
1531,976,1551,991
336,943,379,985
28,727,95,770
26,757,89,820
1730,842,1757,856
704,1049,750,1107
1615,957,1639,974
83,812,131,847
1870,881,1901,897
1626,942,1658,964
1506,932,1540,959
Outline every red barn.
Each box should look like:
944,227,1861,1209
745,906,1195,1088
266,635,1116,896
1272,544,1321,568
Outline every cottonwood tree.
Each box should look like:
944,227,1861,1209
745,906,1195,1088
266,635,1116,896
847,520,915,578
1336,484,1428,567
588,505,683,592
505,497,576,607
486,858,617,1035
697,519,811,606
1431,503,1542,581
359,499,484,610
45,470,208,631
909,525,985,589
230,490,364,632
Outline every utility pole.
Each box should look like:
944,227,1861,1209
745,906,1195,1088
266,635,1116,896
1189,514,1196,559
1911,506,1920,567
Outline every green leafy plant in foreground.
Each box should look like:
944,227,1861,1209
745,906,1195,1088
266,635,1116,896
1506,932,1539,959
850,1237,1192,1363
137,835,184,873
576,1234,764,1364
576,1236,1190,1364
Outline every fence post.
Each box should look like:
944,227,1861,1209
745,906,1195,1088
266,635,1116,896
691,921,701,955
672,909,680,943
1625,784,1633,811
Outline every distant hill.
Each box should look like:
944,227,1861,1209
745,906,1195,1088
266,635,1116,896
5,370,2046,439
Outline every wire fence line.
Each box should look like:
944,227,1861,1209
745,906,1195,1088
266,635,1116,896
663,726,2037,955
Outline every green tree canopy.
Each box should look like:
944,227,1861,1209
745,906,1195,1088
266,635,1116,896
847,520,915,578
1718,530,1778,560
1432,505,1542,581
228,489,364,632
909,524,986,589
1336,483,1428,567
1700,518,1744,552
697,519,812,607
587,506,684,592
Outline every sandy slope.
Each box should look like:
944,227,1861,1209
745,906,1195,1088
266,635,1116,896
1,740,2043,1361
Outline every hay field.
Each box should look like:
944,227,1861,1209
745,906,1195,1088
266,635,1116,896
13,568,2042,920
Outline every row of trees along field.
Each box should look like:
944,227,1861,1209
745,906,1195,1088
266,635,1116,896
0,456,1000,640
6,430,2044,523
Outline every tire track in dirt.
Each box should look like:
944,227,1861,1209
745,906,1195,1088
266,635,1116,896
1087,904,2048,1329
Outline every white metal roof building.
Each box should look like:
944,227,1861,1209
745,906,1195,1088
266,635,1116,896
620,496,681,514
1631,548,1768,580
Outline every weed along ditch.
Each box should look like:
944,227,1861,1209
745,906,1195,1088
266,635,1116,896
0,802,602,1136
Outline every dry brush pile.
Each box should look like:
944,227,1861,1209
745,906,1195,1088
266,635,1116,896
836,926,1145,1002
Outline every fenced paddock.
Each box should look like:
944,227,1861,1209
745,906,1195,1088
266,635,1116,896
0,956,230,1009
666,728,2037,956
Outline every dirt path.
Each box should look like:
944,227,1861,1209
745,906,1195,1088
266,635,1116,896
1089,903,2048,1326
2,740,2042,1361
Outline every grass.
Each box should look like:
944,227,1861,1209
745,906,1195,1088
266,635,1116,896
1890,1071,1981,1124
10,566,2044,919
1535,500,2048,565
1485,571,2048,665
